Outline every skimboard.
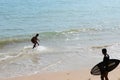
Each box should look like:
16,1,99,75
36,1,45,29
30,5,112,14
91,59,120,75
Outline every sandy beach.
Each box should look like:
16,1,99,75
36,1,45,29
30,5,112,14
0,67,120,80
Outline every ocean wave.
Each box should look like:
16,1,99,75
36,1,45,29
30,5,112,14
0,27,119,47
40,27,103,36
0,48,40,65
91,45,112,49
0,37,28,48
62,28,102,33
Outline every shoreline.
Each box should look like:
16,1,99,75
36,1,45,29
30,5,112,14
0,68,93,80
0,67,120,80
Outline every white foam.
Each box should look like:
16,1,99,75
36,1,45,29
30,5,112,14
24,45,47,52
107,43,120,59
24,45,33,49
0,46,47,64
35,46,47,51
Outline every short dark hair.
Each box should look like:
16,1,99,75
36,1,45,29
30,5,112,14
102,48,107,53
36,34,39,36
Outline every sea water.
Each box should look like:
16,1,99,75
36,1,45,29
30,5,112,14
0,0,120,78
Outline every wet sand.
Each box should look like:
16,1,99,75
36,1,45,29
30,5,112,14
0,67,120,80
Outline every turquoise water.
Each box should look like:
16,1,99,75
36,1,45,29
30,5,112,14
0,0,120,47
1,0,120,38
1,0,120,78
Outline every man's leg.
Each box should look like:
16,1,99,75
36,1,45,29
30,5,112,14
105,72,109,80
101,75,104,80
33,43,36,49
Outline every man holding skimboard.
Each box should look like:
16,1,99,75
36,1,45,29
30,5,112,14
100,48,109,80
91,48,120,80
